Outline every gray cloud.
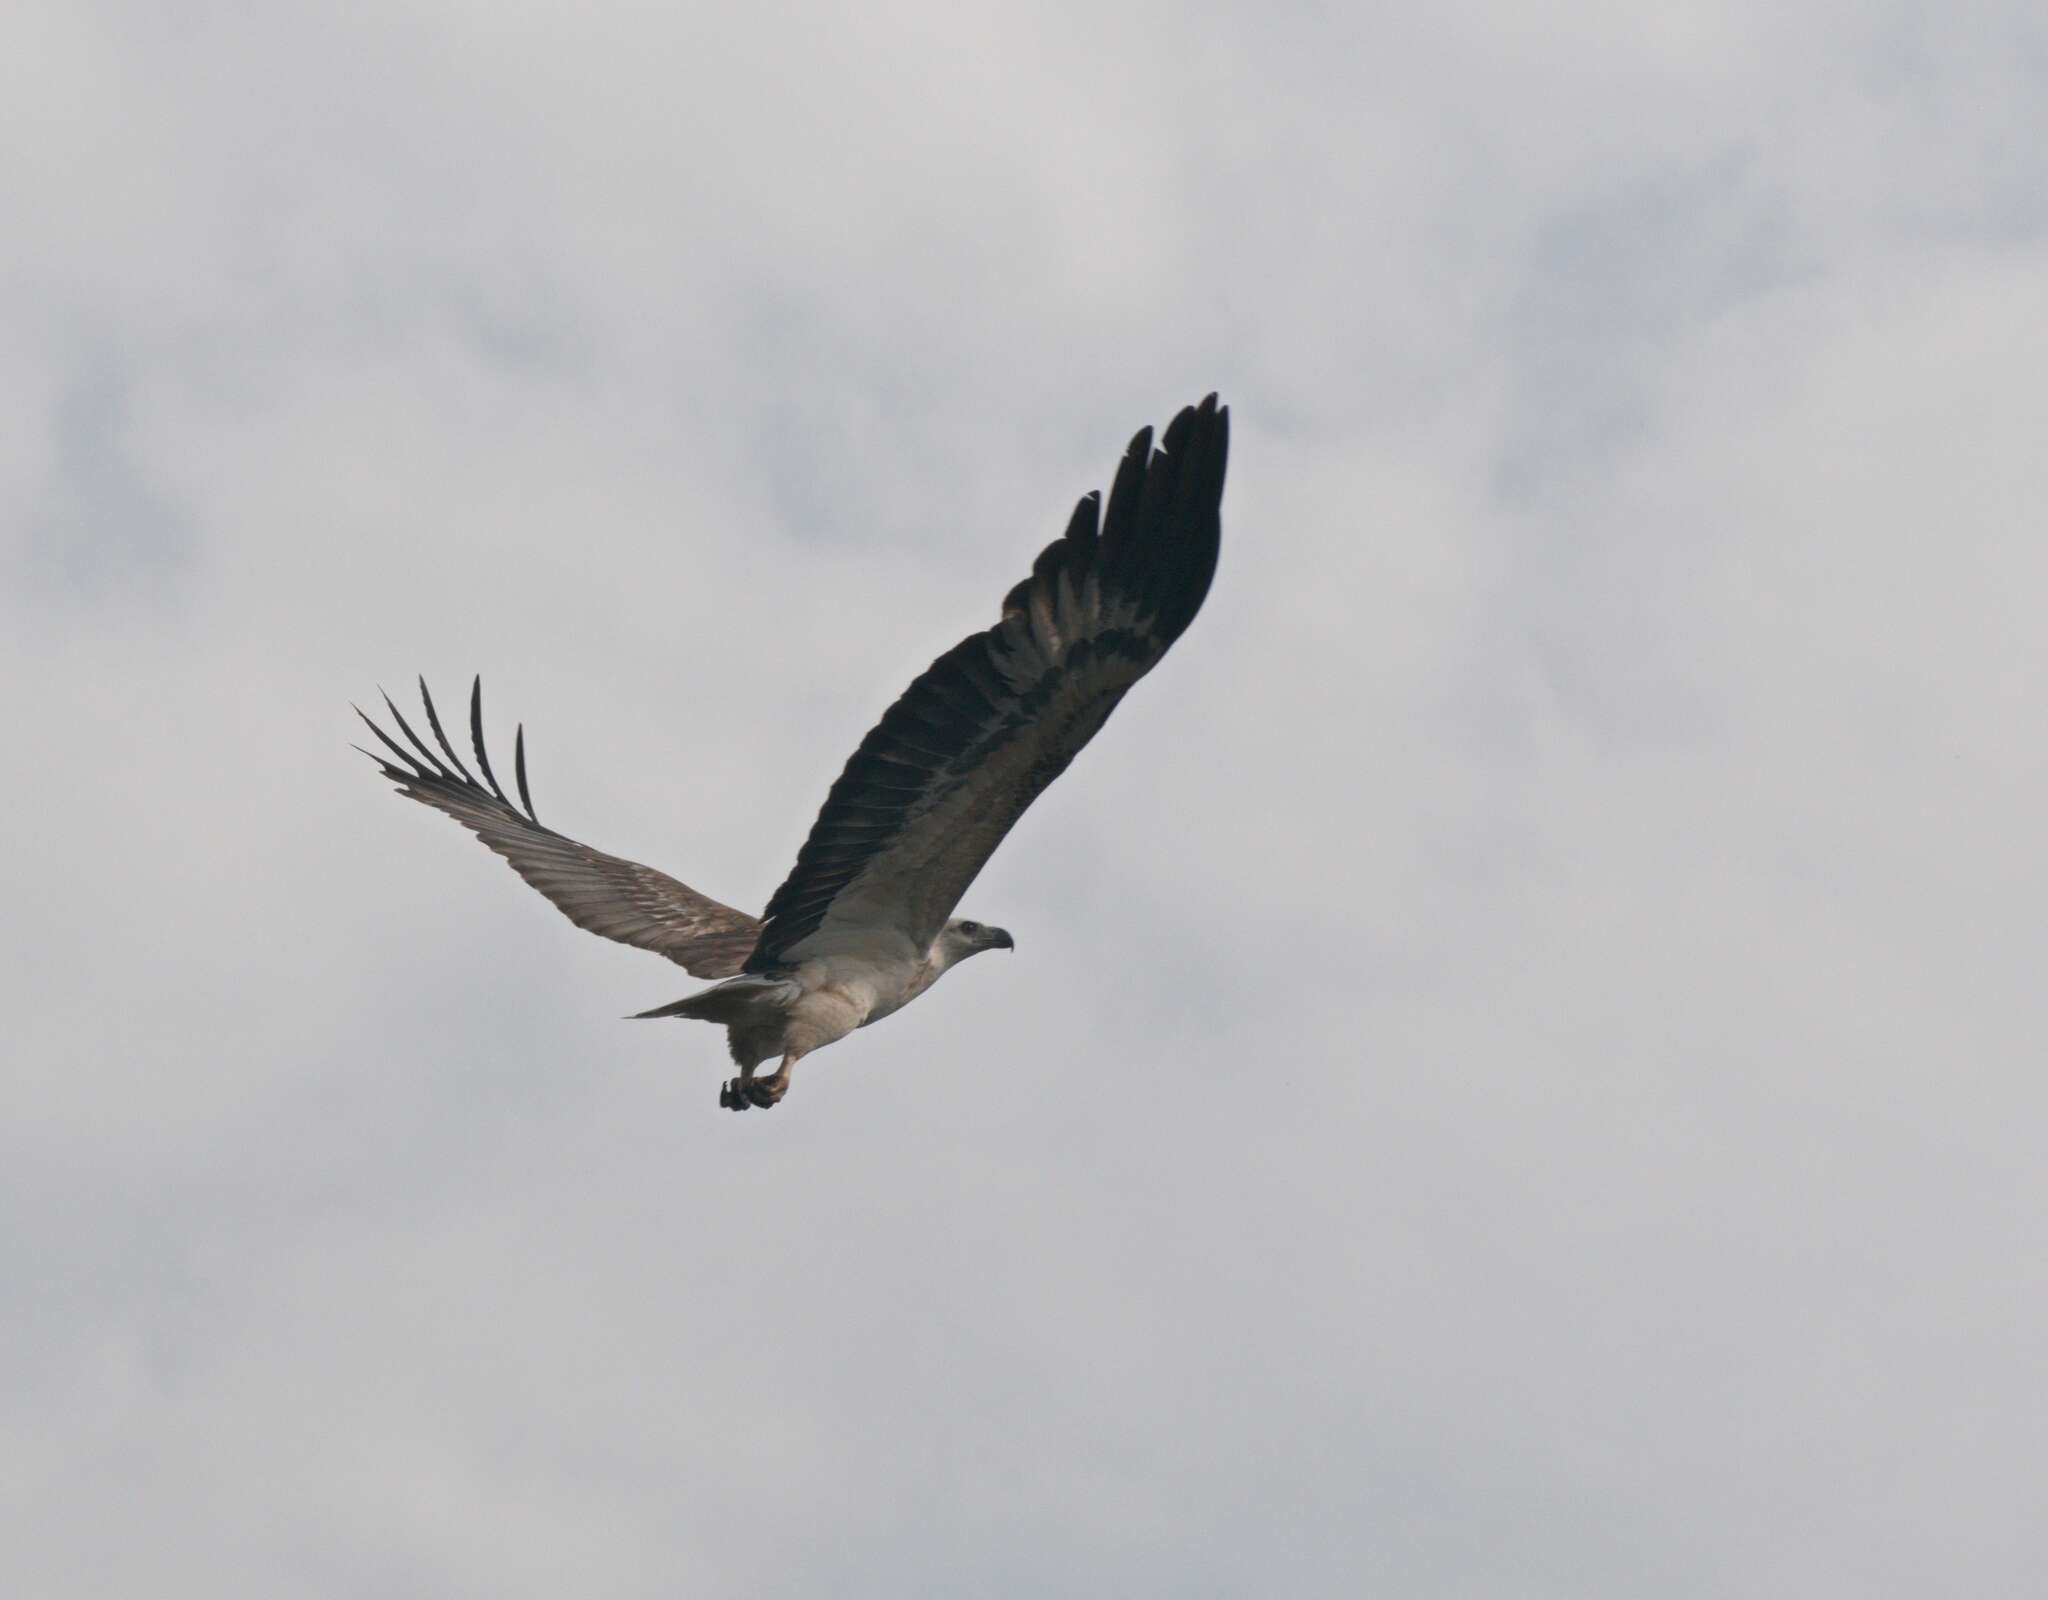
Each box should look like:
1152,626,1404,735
5,2,2046,1594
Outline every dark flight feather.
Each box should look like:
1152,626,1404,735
746,393,1227,970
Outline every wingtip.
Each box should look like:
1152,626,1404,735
415,674,478,783
468,676,514,807
513,722,537,823
353,701,428,775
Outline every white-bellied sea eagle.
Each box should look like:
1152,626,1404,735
357,395,1228,1112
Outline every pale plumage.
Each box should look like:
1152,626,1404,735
358,395,1228,1113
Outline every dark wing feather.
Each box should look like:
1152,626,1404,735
358,677,761,978
747,393,1228,971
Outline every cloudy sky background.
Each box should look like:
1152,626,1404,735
6,2,2046,1593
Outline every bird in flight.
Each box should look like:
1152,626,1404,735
357,395,1229,1113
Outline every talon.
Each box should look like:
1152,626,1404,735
720,1078,750,1111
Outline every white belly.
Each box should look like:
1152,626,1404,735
788,951,931,1042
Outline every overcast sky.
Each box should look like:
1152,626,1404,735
5,2,2046,1594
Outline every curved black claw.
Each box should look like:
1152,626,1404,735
719,1078,750,1112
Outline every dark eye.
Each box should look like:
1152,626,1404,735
960,921,980,934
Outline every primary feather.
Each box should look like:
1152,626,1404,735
355,678,760,978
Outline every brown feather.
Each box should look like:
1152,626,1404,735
359,678,761,978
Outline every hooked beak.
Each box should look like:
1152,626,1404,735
988,927,1015,952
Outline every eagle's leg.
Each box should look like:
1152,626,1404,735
720,1053,796,1112
740,1052,796,1110
719,1062,767,1111
723,1001,843,1112
720,1025,782,1112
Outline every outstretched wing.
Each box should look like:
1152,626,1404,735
747,393,1228,973
357,677,761,978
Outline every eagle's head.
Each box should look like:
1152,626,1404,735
939,918,1015,964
